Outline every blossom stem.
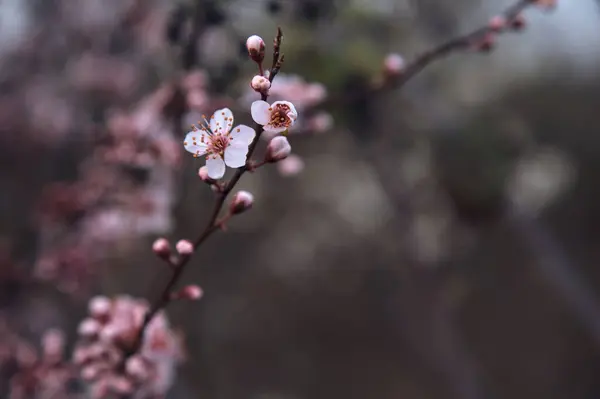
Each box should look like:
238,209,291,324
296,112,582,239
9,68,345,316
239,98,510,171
126,89,274,360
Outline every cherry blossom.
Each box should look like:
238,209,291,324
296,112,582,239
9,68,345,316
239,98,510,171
251,100,298,134
183,108,255,179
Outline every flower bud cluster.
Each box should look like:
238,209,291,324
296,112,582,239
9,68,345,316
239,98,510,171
73,296,183,399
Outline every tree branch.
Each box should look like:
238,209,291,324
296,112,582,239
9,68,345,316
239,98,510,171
125,29,285,359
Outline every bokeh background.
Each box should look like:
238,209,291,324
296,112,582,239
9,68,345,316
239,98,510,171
2,0,600,398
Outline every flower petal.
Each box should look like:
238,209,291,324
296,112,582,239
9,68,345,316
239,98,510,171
206,156,226,179
230,124,256,145
224,142,249,168
183,131,208,156
263,124,288,134
210,108,234,135
251,100,271,125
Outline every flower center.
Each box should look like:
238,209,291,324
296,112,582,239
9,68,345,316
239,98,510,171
269,104,292,129
208,134,230,156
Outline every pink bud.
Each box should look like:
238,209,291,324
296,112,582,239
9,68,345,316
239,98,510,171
175,239,194,256
230,190,254,214
152,238,171,259
198,166,212,182
89,296,111,318
488,16,506,32
180,285,203,300
78,318,101,337
309,112,333,133
383,53,405,75
251,75,271,93
266,136,291,162
277,154,305,177
42,329,64,361
246,35,265,63
126,356,149,380
81,365,101,381
99,324,120,342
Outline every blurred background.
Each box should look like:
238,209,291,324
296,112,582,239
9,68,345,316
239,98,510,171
1,0,600,398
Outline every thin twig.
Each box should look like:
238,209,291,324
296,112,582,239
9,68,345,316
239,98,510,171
314,0,537,111
269,27,284,82
391,0,533,89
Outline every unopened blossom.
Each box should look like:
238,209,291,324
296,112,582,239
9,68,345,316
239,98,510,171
251,75,271,93
152,238,171,259
488,16,506,32
178,285,203,300
277,154,305,177
246,35,265,63
175,239,194,256
308,112,334,133
198,166,211,182
383,53,405,75
251,100,298,134
89,296,111,318
78,318,101,337
73,296,182,399
183,108,256,179
42,329,64,363
230,190,254,214
266,136,291,162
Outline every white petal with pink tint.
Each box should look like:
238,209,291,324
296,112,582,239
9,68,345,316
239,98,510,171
251,100,271,125
264,124,287,134
206,156,226,179
230,124,255,145
210,108,233,135
183,131,208,156
224,142,249,168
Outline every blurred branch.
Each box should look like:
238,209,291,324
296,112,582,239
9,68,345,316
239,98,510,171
388,0,534,90
506,204,600,349
317,0,548,110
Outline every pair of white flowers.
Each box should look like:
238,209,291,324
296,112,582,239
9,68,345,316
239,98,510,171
184,100,298,179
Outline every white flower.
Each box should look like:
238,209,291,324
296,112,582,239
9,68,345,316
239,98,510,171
251,100,298,134
183,108,255,179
